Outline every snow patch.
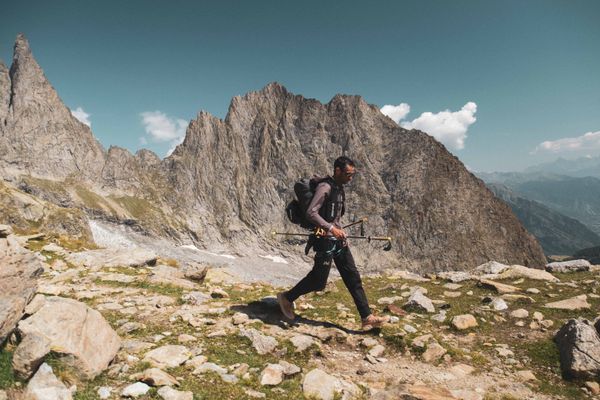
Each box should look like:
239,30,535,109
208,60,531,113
259,255,288,264
89,220,135,248
179,244,236,259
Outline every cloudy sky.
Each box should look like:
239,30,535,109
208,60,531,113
1,0,599,171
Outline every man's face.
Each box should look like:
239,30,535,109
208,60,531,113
335,165,356,185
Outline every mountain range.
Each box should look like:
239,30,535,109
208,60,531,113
0,34,547,272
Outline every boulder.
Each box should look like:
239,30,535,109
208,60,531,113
157,386,194,400
545,295,591,310
478,279,520,294
497,265,559,282
138,368,179,387
260,363,284,385
554,318,600,379
403,290,435,313
15,296,120,379
24,363,72,400
546,259,591,273
0,236,44,343
12,333,51,379
451,314,478,330
475,261,510,275
65,247,157,271
302,369,339,400
436,271,473,283
290,334,316,352
240,328,278,355
371,384,458,400
121,382,150,398
142,345,191,369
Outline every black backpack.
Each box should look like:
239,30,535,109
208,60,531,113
286,176,343,230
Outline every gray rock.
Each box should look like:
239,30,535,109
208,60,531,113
490,297,508,311
65,248,157,271
240,328,278,355
121,382,150,398
545,295,591,310
193,362,227,375
24,363,72,400
289,334,316,352
546,259,591,273
260,363,284,385
142,345,191,369
302,368,339,400
475,261,510,275
279,360,301,376
157,386,193,400
12,332,51,379
554,318,600,379
97,387,111,399
422,343,447,363
138,368,179,387
437,271,473,283
0,237,44,343
403,290,435,313
451,314,478,330
479,279,520,294
16,296,120,379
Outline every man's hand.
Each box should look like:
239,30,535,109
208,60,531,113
330,227,347,240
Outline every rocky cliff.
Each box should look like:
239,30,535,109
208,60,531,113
0,34,105,181
0,34,547,272
162,83,546,270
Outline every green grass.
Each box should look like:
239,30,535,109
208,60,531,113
0,344,18,389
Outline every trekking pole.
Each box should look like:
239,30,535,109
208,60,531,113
271,231,393,251
343,217,367,236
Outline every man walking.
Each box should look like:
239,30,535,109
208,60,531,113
277,156,389,330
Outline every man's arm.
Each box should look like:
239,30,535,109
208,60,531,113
306,182,347,240
306,182,333,231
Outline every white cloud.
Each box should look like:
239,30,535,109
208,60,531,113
531,131,600,154
140,111,188,142
71,106,91,127
140,111,188,156
400,102,477,150
380,103,410,123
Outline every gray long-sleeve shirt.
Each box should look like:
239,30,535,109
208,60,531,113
306,179,344,233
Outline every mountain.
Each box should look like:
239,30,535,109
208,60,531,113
0,34,547,272
478,171,600,236
524,156,600,178
0,34,106,181
487,183,600,256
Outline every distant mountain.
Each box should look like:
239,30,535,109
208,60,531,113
478,171,600,236
573,245,600,265
487,183,600,256
524,156,600,178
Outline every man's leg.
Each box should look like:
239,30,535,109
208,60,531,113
333,247,371,319
284,253,332,302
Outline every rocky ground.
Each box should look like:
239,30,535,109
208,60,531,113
1,229,600,399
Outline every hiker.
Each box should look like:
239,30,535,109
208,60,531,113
278,156,389,330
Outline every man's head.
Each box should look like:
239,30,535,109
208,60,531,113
333,156,356,185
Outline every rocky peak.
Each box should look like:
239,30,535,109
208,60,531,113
160,82,546,270
0,34,106,182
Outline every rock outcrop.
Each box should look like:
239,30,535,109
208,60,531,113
0,226,44,343
15,296,121,379
554,318,600,379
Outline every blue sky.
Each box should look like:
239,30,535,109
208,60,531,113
1,0,599,171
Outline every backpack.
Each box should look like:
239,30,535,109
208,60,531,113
286,176,344,230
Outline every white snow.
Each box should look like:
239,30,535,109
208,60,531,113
259,255,288,264
89,220,135,248
179,244,236,259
